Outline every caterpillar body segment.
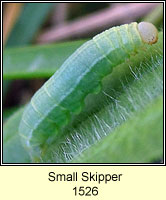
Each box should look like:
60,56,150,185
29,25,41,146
19,22,158,161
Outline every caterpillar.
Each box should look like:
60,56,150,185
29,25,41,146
19,22,158,161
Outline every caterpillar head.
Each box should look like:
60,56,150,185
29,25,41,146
138,22,158,44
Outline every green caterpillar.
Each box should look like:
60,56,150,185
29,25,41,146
19,22,158,161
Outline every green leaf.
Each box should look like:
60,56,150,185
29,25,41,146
6,3,54,47
3,40,87,79
4,3,54,101
73,95,163,163
3,107,20,123
3,108,31,163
